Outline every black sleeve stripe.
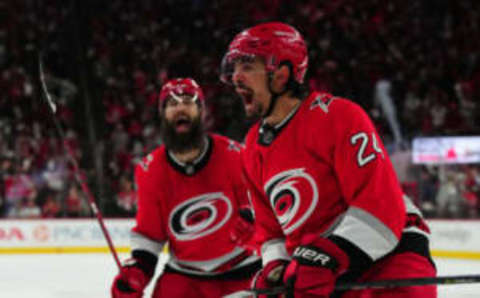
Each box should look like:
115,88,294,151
132,249,159,276
328,235,373,273
392,232,435,268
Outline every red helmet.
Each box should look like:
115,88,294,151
159,78,205,107
221,22,308,84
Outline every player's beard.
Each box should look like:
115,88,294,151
160,114,205,154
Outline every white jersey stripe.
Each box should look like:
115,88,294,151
404,194,423,217
168,246,257,273
167,254,260,276
261,238,291,265
130,231,165,255
332,207,399,261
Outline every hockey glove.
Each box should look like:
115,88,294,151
111,251,157,298
230,206,255,250
284,237,349,298
251,259,289,298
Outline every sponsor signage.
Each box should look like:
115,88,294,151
3,219,478,259
412,136,480,164
0,219,134,247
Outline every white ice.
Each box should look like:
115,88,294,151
0,254,478,298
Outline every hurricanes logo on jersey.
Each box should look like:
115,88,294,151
264,168,318,235
169,192,233,241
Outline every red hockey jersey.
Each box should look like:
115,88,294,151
131,134,259,275
243,92,407,265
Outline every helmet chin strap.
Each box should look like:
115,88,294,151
262,72,288,119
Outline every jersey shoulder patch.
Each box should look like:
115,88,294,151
138,147,164,173
211,133,243,153
309,92,338,113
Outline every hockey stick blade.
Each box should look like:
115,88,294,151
224,274,480,297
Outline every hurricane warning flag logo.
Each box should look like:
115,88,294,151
264,168,318,235
169,192,233,241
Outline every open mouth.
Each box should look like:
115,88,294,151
175,116,192,132
235,87,254,104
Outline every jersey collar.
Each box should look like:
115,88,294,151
166,136,212,176
257,102,301,146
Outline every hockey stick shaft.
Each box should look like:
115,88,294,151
225,274,480,297
337,274,480,290
38,55,122,271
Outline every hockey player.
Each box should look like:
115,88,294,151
220,22,437,297
111,78,260,298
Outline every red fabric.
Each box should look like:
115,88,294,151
133,134,255,272
111,265,151,298
285,263,334,298
152,271,251,298
341,252,437,298
283,237,349,298
229,209,255,252
243,92,405,255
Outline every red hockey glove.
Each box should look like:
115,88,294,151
230,206,255,250
283,237,349,298
111,258,154,298
251,259,289,298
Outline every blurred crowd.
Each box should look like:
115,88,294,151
1,0,479,219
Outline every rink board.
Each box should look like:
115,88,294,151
0,219,134,254
1,219,479,259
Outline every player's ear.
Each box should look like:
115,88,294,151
271,64,290,93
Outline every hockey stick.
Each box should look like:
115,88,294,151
224,273,480,297
38,53,122,271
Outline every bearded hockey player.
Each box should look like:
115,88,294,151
111,78,260,298
221,22,437,298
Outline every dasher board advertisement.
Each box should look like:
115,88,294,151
412,136,480,165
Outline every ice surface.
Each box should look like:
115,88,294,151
0,254,478,298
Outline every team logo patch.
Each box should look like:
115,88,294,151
264,168,318,235
310,94,337,112
169,192,233,241
139,154,154,171
228,140,243,152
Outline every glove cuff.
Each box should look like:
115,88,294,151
130,249,158,277
296,237,349,275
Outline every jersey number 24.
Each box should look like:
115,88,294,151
350,132,385,167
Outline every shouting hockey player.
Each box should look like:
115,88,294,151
111,78,260,298
221,22,437,297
